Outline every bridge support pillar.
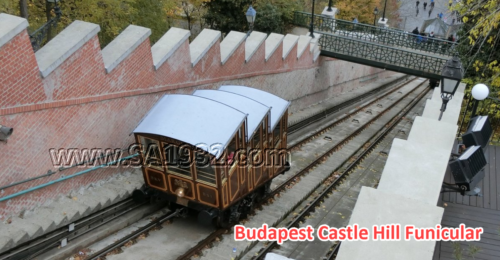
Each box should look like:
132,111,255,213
429,79,439,88
321,6,338,19
377,18,389,28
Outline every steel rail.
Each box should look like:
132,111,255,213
86,209,184,260
267,80,425,200
175,229,228,260
176,80,427,260
0,198,144,260
288,77,417,149
287,75,411,134
253,84,431,259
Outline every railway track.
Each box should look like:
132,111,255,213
287,75,411,134
250,84,431,260
287,77,416,149
174,79,430,260
0,198,149,260
5,77,421,260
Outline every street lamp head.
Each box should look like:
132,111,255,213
438,56,464,120
374,7,379,15
440,56,464,96
471,83,489,101
246,5,257,24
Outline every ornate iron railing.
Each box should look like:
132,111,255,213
29,5,62,52
318,32,448,79
294,11,458,57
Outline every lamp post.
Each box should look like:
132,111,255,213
309,0,315,38
30,0,62,51
439,56,464,121
373,7,379,26
327,0,333,11
245,5,257,37
470,84,490,118
381,0,388,22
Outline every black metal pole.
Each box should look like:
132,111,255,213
374,14,376,25
247,23,253,37
471,99,479,118
309,0,315,38
382,0,387,21
327,0,333,11
45,0,53,41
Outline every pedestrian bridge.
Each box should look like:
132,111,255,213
293,11,457,80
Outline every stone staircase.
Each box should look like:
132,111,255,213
0,169,144,253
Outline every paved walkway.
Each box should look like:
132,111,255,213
398,0,459,33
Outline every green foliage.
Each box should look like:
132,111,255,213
254,2,283,34
0,0,178,47
203,0,302,34
131,0,175,44
454,0,500,94
204,0,252,33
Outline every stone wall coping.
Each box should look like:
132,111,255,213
151,28,190,70
35,20,100,78
0,13,28,49
265,33,285,61
189,29,221,67
282,34,299,60
245,31,267,62
297,35,312,59
102,25,151,74
220,31,247,65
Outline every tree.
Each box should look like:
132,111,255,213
453,0,499,137
204,0,253,34
254,2,283,34
0,0,179,47
132,0,176,44
454,0,500,93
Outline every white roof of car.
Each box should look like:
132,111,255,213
192,90,271,141
133,94,246,159
218,85,290,131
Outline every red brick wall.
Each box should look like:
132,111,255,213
0,24,389,218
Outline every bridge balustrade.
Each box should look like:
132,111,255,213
318,32,448,79
293,11,457,57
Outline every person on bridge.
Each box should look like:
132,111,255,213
412,27,419,34
416,0,420,8
430,0,435,7
449,0,453,7
429,31,435,38
352,17,359,23
423,2,427,10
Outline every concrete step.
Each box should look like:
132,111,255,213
28,205,69,233
0,171,143,254
106,180,129,203
7,216,44,239
57,196,90,222
0,236,14,254
0,222,29,252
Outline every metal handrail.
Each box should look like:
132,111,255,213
29,5,62,51
293,11,458,56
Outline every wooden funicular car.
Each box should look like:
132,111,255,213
132,85,291,227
